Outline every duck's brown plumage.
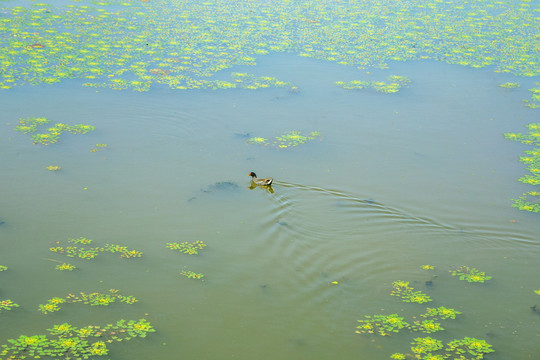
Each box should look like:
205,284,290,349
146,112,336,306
249,172,273,186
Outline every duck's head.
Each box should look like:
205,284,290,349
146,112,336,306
248,172,257,178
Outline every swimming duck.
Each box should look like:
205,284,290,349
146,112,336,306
249,172,273,186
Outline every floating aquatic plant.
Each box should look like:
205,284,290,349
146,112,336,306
504,123,540,212
247,131,321,149
391,336,493,360
498,82,520,89
230,72,295,90
335,75,411,94
534,289,540,296
0,299,19,313
356,314,410,336
391,280,432,304
180,270,205,280
13,117,95,145
421,265,435,270
421,306,462,320
166,241,207,255
0,319,154,360
356,305,460,337
90,143,108,152
50,237,143,260
0,265,7,272
13,117,50,133
55,263,77,271
38,289,137,314
0,0,538,92
523,85,540,109
450,266,492,283
45,165,61,171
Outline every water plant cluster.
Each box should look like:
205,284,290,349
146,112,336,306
180,270,205,280
13,117,95,145
55,263,77,271
523,85,540,109
0,266,20,314
450,266,492,283
391,281,432,304
357,306,461,336
0,0,536,92
498,82,520,89
166,241,207,280
45,165,61,171
0,299,20,313
166,240,207,255
504,123,540,212
38,289,137,314
335,75,411,94
0,318,155,360
247,131,321,149
90,143,108,152
50,237,143,260
390,336,493,360
356,265,494,359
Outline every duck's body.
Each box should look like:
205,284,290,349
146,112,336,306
249,172,273,186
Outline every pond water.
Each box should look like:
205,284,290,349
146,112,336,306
1,1,540,360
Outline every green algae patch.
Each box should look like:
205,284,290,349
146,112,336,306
504,123,540,213
0,319,155,359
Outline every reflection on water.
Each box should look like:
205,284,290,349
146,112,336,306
1,57,540,360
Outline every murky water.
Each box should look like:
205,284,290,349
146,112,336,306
1,55,540,359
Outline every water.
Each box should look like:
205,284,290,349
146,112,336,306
1,55,540,359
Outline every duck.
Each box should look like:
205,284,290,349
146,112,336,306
249,172,273,186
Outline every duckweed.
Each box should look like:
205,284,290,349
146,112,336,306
46,165,61,171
